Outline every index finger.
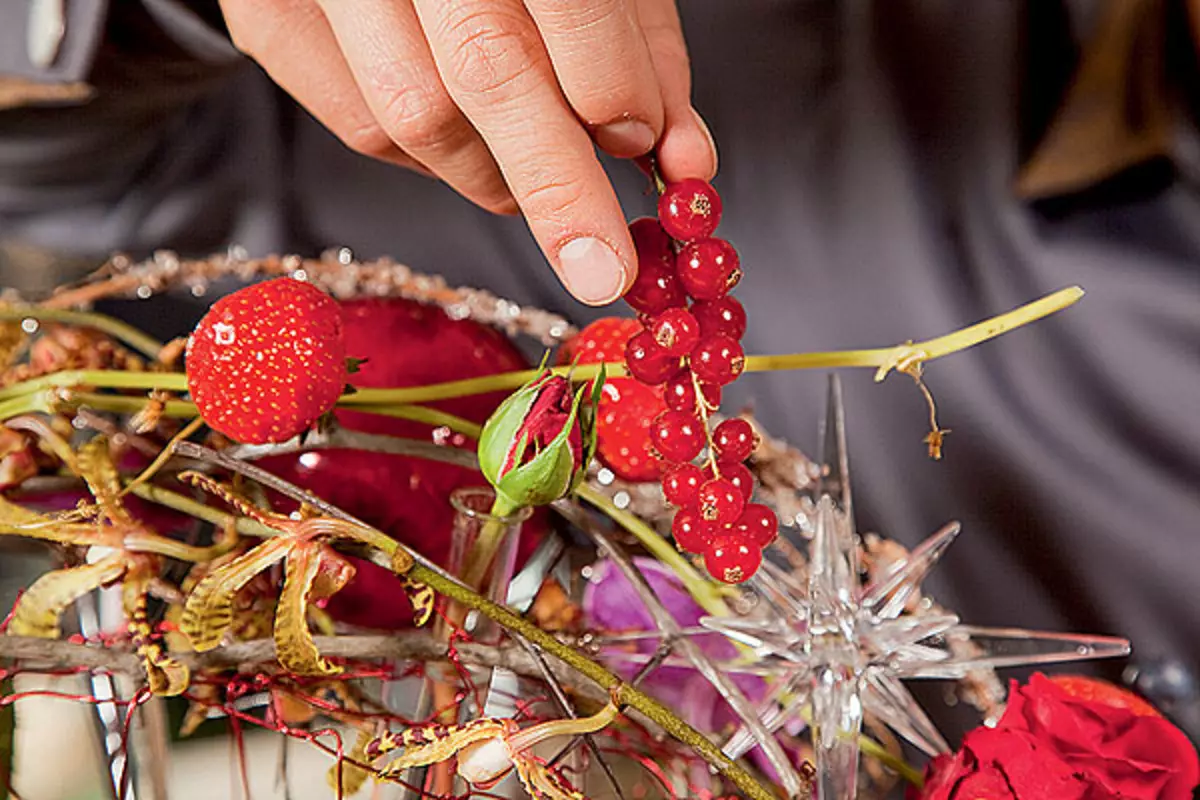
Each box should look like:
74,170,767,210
413,0,636,306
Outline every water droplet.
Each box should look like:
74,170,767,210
613,491,631,509
292,268,308,281
337,247,353,265
136,285,153,299
299,453,321,469
597,468,615,485
20,318,38,334
190,283,207,297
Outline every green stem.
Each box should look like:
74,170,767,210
0,393,52,420
335,286,1085,404
408,562,780,800
0,308,166,361
127,483,281,540
361,404,483,438
457,494,521,596
859,734,924,787
0,371,188,403
793,706,924,788
0,286,1084,412
574,483,732,618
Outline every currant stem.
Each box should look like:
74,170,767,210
691,370,721,479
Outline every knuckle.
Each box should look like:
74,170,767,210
647,30,689,70
535,0,624,33
379,85,464,152
439,7,542,101
572,83,649,127
339,121,396,160
515,177,587,221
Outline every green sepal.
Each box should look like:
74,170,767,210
478,369,551,490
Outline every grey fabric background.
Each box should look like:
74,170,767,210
0,0,1197,741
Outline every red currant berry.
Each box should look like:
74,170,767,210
649,410,705,463
690,334,745,386
663,462,705,508
713,418,756,462
657,178,723,242
719,460,755,502
626,218,687,316
624,331,683,385
672,509,717,553
735,503,779,547
663,373,721,413
676,239,741,301
697,477,745,524
692,296,747,340
704,536,762,584
649,308,701,357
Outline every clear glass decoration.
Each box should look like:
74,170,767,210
442,486,532,642
697,377,1132,799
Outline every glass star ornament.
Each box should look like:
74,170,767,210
701,376,1131,800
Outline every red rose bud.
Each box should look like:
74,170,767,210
479,366,603,511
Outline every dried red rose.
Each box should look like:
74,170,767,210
911,674,1199,800
999,673,1198,799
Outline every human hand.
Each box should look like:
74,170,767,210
218,0,718,305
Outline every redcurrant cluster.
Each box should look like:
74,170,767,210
622,178,779,584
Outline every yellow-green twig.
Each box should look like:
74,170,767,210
0,307,166,360
574,483,731,617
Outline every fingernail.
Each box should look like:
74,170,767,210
558,237,628,305
594,119,657,157
691,107,719,174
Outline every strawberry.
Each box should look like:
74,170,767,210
1048,674,1163,718
563,317,666,482
186,278,346,444
256,297,546,629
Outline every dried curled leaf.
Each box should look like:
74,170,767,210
122,576,188,696
389,548,433,627
76,436,134,526
180,537,291,651
514,756,587,800
177,471,276,525
9,554,126,638
402,578,435,627
275,542,345,676
378,719,510,776
0,501,99,545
